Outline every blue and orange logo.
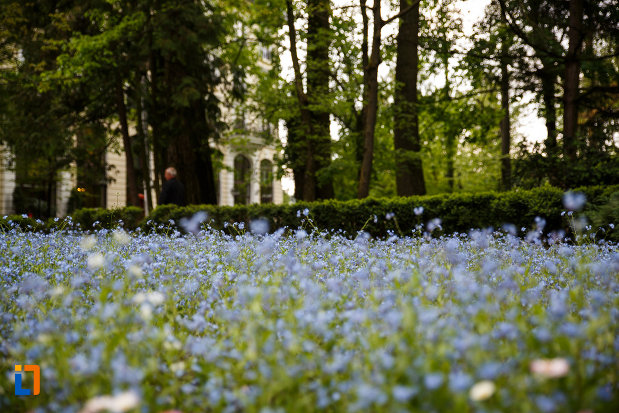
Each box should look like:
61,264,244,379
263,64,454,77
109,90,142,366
14,364,40,396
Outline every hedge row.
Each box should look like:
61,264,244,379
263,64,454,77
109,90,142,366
0,207,144,234
1,185,617,239
143,184,619,239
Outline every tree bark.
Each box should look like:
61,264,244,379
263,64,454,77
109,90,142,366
563,0,584,161
164,69,217,205
357,0,381,199
286,0,318,201
499,38,512,191
135,73,153,211
541,64,557,154
285,117,305,200
307,0,333,199
355,0,369,173
147,18,162,200
115,75,140,207
394,0,425,196
442,55,455,192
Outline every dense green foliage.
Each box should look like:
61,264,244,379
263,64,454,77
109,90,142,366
2,186,617,241
141,185,619,239
1,0,617,216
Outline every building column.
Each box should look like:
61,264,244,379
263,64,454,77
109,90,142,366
55,168,76,217
220,148,234,206
0,147,16,215
249,154,260,204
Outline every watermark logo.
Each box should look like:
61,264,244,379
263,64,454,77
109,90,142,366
14,364,40,396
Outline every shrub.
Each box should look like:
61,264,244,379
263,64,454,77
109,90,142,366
141,184,619,238
1,186,616,238
588,190,619,242
69,206,144,230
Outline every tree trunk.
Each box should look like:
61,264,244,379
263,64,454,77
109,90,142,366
190,99,218,205
357,0,381,199
286,0,316,201
354,0,369,176
541,64,557,154
285,117,305,201
147,22,162,201
442,56,455,192
47,163,54,218
307,0,333,199
394,0,425,196
135,73,153,211
115,75,140,207
445,133,455,191
165,80,217,205
563,0,584,161
499,39,512,191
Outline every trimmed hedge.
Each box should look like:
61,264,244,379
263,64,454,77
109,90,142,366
0,207,144,233
143,184,619,238
1,185,617,239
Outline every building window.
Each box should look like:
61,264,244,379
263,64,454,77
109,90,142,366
232,154,251,205
261,46,272,62
260,159,273,204
234,110,245,131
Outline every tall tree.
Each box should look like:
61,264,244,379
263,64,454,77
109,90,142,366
0,0,79,217
148,0,225,205
307,0,334,199
562,0,584,161
393,0,426,196
357,0,420,198
498,0,618,187
499,33,512,190
285,0,334,201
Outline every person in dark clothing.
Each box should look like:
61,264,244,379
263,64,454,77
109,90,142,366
159,167,186,206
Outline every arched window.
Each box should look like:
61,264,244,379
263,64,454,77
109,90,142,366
232,154,251,205
260,159,273,204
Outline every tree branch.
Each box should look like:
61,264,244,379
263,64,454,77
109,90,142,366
496,0,563,60
381,0,422,27
285,0,307,105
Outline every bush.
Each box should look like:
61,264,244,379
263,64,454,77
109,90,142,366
0,207,143,233
69,206,144,230
588,190,619,242
1,186,616,238
142,184,619,238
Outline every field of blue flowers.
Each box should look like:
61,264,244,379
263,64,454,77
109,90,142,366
1,214,618,412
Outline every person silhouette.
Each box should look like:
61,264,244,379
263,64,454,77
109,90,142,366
158,167,186,206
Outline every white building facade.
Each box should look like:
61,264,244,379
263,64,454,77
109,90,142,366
0,132,283,216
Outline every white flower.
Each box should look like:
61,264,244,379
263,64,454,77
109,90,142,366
132,292,146,304
469,380,495,401
79,391,140,413
133,291,164,306
87,254,105,270
140,303,153,320
170,361,185,374
112,230,131,245
414,206,424,216
146,291,165,306
49,286,65,297
530,358,569,378
80,235,97,251
128,264,143,278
